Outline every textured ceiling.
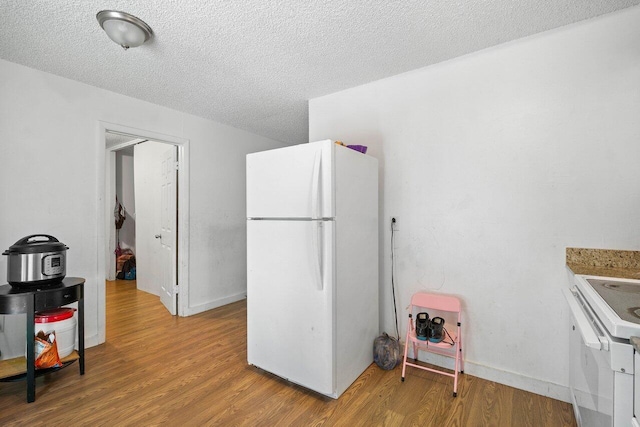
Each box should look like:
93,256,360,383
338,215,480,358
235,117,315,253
1,1,639,143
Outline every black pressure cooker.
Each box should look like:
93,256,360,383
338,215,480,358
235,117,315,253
2,234,69,287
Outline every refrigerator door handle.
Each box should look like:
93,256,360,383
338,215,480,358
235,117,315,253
311,149,322,220
311,221,323,291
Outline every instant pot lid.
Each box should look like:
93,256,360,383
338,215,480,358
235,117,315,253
2,234,69,255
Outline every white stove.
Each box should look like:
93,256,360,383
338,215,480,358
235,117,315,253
564,274,640,427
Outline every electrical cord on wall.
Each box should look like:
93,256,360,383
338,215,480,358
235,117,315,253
391,218,400,340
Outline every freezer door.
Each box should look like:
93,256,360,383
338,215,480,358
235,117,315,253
247,140,334,219
247,219,334,396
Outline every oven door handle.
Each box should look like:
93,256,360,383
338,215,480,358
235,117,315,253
563,287,604,350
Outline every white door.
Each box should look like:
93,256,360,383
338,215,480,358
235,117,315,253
247,219,334,395
246,140,334,219
159,146,178,315
134,141,169,297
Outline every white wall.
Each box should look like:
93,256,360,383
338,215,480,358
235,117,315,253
309,7,640,401
0,58,286,358
115,150,136,253
133,141,169,296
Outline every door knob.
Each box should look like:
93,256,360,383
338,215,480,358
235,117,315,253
155,234,161,239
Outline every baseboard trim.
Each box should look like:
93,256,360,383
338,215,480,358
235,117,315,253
409,351,570,403
183,293,246,317
465,361,570,403
85,334,102,348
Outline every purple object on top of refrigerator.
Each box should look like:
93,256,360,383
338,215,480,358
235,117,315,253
347,145,367,154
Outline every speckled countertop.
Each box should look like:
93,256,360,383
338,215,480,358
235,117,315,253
566,247,640,280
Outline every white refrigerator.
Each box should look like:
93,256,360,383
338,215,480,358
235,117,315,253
246,139,378,398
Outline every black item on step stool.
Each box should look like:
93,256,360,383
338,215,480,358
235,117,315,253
428,317,445,343
415,312,429,341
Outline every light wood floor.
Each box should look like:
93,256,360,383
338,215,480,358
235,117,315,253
0,280,576,426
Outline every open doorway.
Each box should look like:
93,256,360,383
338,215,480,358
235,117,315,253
113,143,136,283
112,139,179,309
97,122,190,342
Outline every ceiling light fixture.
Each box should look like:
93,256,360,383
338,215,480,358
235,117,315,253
96,10,153,50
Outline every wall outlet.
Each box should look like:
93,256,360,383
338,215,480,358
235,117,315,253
391,216,399,230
